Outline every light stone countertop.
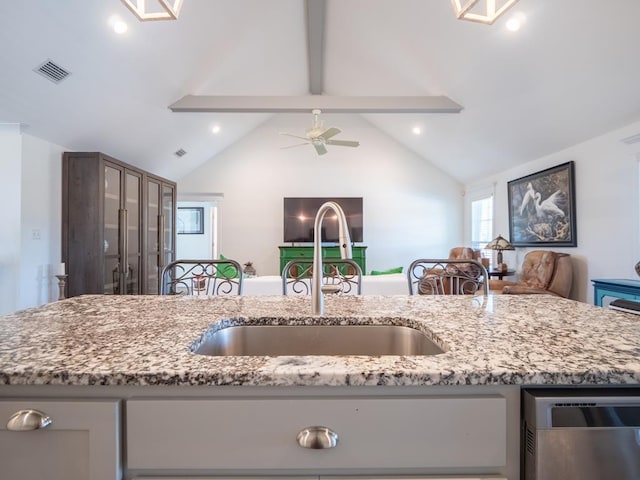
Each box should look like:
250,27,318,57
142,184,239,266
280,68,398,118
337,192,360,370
0,294,639,387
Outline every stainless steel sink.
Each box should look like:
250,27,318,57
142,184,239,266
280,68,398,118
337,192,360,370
193,324,446,356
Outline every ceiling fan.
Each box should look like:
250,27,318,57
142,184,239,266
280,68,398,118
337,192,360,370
280,109,360,156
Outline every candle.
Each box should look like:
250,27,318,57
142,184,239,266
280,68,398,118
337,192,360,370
57,262,66,276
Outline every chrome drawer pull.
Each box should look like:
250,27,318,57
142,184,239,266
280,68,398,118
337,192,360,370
6,409,52,431
296,426,338,449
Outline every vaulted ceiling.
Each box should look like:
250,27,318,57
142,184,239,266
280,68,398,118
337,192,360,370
1,0,640,183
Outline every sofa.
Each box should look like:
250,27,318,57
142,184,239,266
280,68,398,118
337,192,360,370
243,274,409,296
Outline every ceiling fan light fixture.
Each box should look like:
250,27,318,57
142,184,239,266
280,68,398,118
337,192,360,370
120,0,183,21
451,0,519,25
280,109,360,156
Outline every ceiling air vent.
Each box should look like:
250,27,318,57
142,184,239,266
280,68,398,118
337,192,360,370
621,133,640,146
174,148,187,157
34,59,71,84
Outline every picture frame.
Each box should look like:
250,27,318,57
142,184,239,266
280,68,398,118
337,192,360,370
177,207,204,235
508,161,577,247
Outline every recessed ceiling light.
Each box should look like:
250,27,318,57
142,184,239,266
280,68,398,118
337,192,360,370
109,15,128,34
506,18,520,31
506,12,526,32
211,125,221,134
412,127,422,135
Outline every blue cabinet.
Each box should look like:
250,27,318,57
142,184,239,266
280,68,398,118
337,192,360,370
592,279,640,307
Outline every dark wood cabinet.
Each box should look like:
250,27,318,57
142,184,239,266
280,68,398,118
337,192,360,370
62,152,176,297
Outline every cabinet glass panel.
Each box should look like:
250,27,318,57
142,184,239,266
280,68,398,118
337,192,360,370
104,256,120,295
162,185,175,265
104,166,122,293
146,180,161,294
125,172,142,295
147,181,160,253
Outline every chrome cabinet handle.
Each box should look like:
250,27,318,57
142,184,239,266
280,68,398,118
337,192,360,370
6,409,52,431
158,214,165,268
296,426,338,449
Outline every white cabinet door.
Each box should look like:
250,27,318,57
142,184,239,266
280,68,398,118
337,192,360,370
0,399,120,480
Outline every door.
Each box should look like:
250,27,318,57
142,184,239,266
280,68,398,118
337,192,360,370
145,179,161,294
104,163,142,295
143,178,175,295
103,164,123,294
124,170,142,294
162,184,176,267
144,179,175,294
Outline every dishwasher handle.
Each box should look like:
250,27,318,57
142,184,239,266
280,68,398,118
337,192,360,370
551,405,640,428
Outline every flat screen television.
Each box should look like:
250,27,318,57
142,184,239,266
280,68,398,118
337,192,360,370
283,197,363,243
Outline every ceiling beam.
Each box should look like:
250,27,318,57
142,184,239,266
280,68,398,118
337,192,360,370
306,0,326,95
168,95,463,113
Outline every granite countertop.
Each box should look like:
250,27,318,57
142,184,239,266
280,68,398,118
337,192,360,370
0,294,639,387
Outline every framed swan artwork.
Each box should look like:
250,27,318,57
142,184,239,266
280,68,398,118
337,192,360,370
507,161,577,247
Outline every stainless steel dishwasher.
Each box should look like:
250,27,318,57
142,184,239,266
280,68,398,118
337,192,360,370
523,388,640,480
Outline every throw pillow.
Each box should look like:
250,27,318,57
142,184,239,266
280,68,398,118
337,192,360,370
218,254,240,279
370,266,403,275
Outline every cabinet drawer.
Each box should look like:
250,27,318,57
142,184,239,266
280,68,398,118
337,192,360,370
133,477,506,480
127,396,506,471
0,399,120,480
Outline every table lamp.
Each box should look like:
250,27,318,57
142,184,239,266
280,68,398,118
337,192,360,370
485,234,515,267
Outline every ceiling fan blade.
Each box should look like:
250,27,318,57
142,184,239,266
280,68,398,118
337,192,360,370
318,127,341,140
280,142,309,150
326,139,360,147
313,143,328,155
279,132,309,141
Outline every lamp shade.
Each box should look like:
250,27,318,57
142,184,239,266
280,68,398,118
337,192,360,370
485,234,515,251
485,234,514,266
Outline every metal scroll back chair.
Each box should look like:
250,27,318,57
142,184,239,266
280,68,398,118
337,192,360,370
282,259,363,296
160,259,244,296
407,258,488,296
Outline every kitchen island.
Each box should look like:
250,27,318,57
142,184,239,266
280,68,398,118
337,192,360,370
1,294,639,480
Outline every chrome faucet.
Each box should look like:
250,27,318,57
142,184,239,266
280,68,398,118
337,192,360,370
312,201,352,315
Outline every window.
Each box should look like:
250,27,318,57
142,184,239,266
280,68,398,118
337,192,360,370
471,195,493,255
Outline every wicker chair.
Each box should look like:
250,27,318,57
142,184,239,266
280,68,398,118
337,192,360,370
160,259,244,296
448,246,481,261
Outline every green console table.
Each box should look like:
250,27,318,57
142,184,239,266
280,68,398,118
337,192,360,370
279,245,367,275
592,279,640,307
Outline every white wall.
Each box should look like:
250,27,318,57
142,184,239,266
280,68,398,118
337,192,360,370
0,124,23,314
0,126,64,315
19,134,64,309
467,120,640,303
178,114,465,276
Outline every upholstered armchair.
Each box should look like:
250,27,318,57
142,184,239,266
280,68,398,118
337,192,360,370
489,250,573,298
448,247,480,261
